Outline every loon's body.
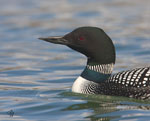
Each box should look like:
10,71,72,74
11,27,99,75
39,27,150,100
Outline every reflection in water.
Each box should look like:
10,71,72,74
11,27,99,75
0,0,150,120
63,101,118,121
62,93,150,121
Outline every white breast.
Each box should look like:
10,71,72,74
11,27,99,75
72,76,90,93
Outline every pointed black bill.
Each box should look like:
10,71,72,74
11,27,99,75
38,36,69,45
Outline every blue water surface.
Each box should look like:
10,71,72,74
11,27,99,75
0,0,150,120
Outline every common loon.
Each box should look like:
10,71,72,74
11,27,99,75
39,27,150,100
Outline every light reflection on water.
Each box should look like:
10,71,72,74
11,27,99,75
0,0,150,120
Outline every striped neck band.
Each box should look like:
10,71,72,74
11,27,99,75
86,63,114,74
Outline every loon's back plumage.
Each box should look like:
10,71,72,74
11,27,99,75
39,26,150,100
107,67,150,99
108,67,150,87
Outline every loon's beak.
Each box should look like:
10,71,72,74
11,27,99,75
38,36,69,45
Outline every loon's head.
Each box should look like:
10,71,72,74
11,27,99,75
39,27,116,64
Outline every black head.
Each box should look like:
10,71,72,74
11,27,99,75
39,27,116,64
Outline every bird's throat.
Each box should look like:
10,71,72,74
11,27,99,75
81,61,114,83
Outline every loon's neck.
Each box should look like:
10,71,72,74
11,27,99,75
72,60,114,93
81,61,114,83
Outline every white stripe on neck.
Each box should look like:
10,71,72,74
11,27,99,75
86,63,114,74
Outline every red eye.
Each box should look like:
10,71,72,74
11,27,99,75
79,36,85,41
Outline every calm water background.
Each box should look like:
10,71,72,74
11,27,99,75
0,0,150,120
